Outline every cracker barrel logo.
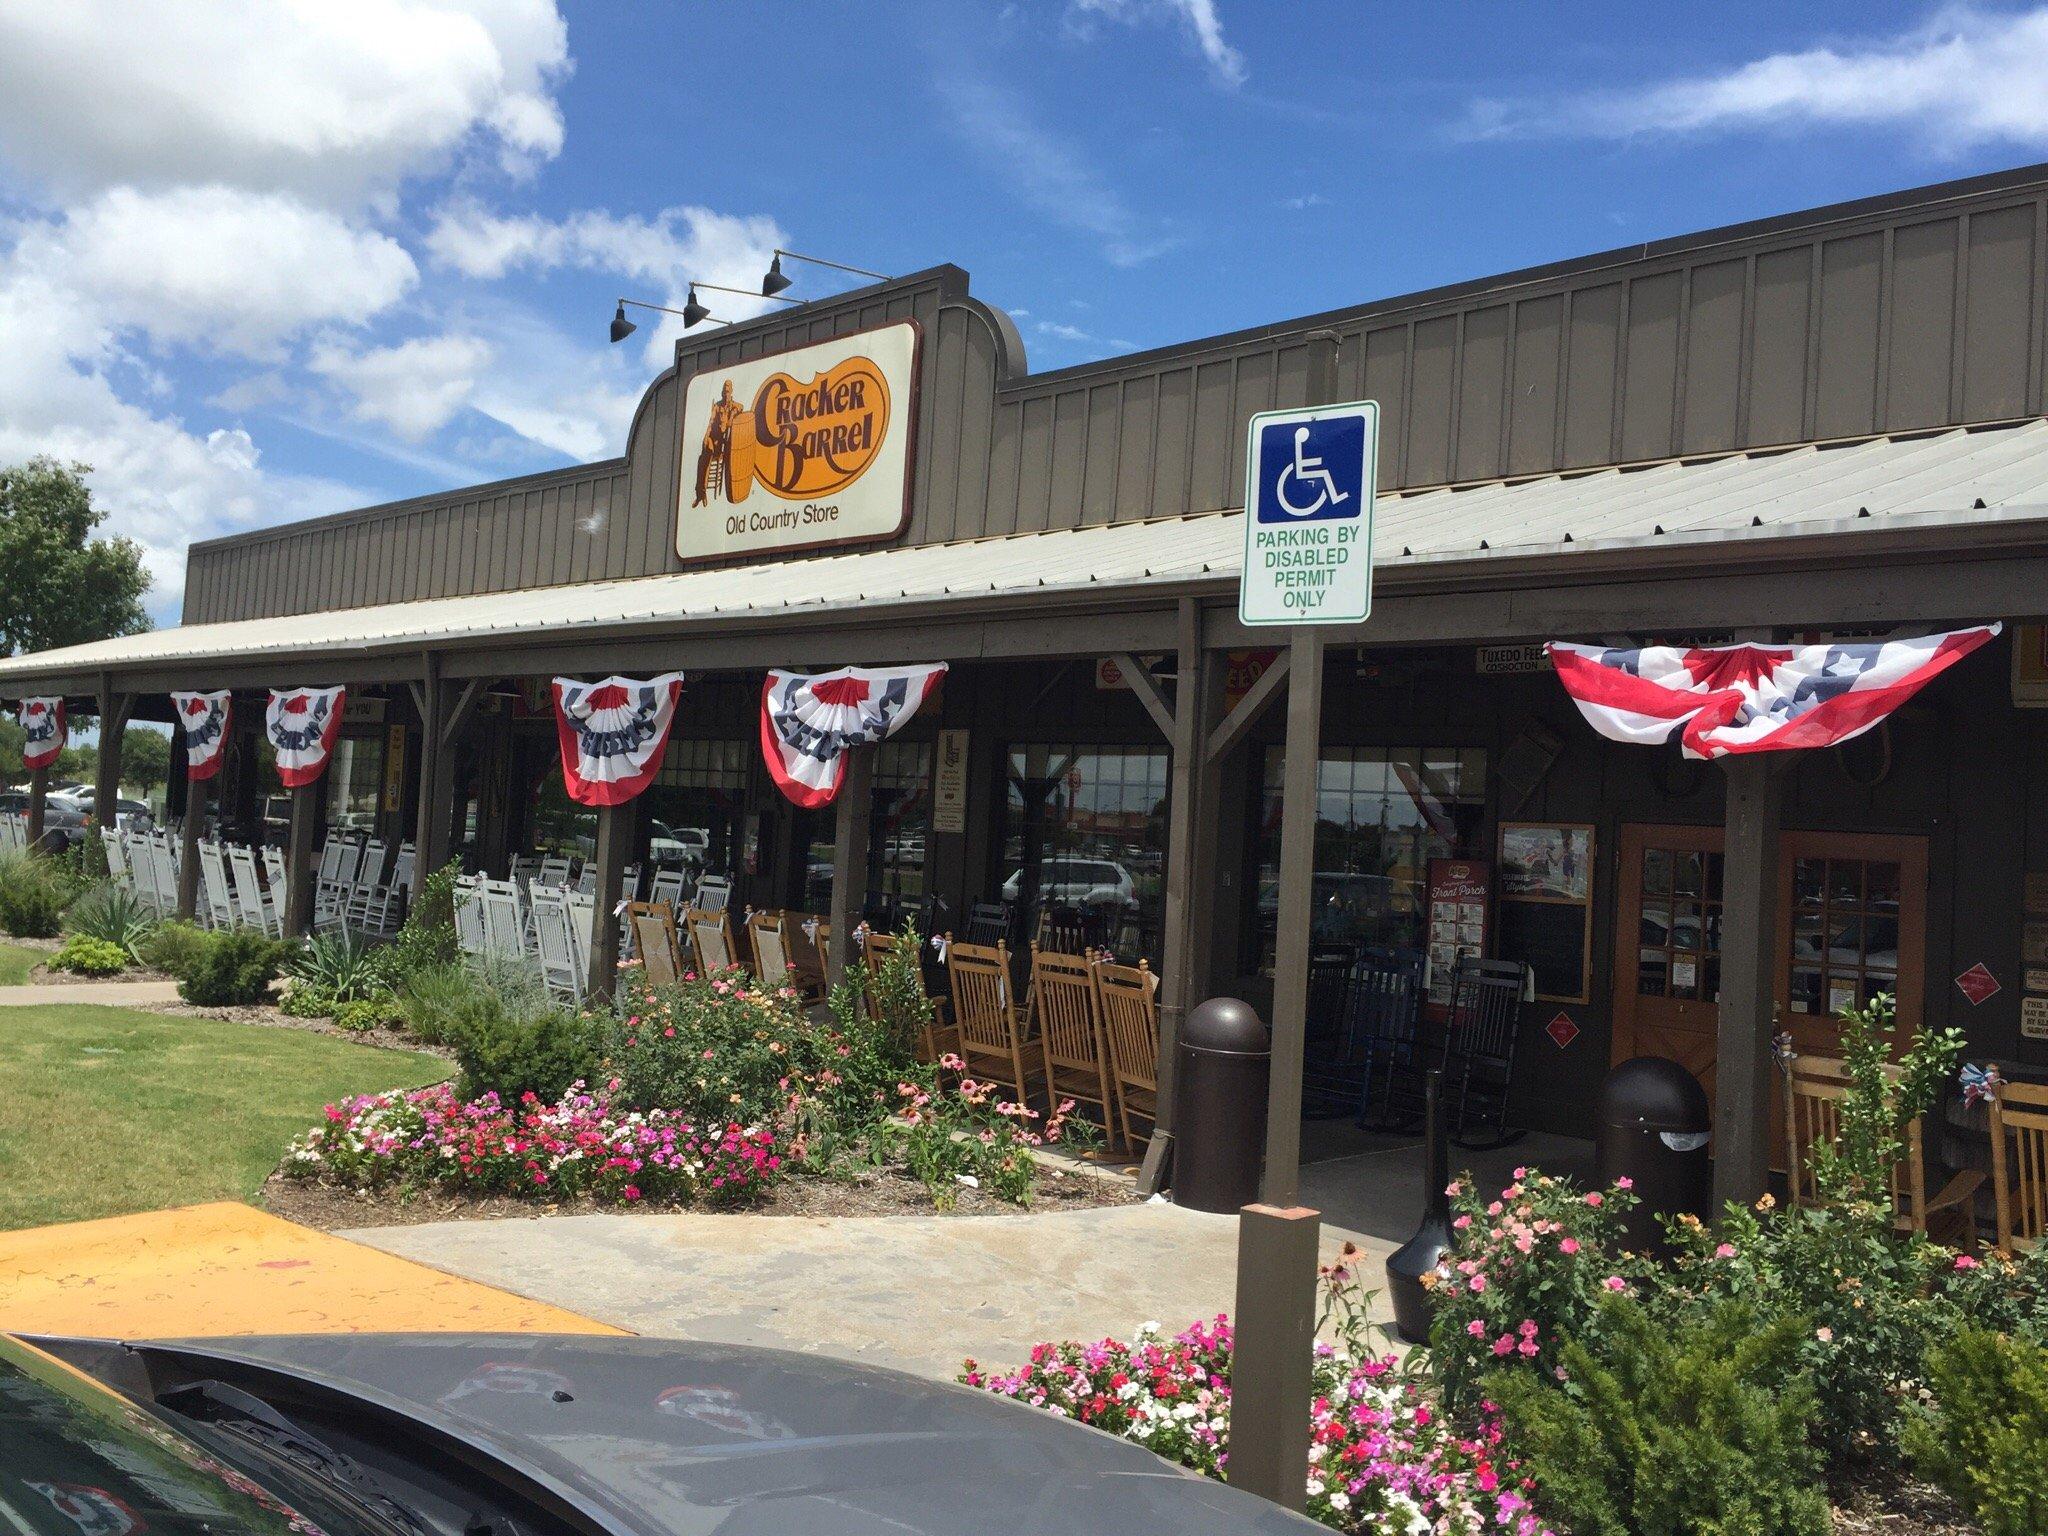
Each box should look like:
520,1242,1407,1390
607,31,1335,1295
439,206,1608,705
676,320,919,564
692,355,891,506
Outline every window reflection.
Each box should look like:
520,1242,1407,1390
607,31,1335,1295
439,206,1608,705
805,739,934,925
1000,743,1168,961
1251,745,1487,973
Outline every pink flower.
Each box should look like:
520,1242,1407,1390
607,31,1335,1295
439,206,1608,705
1517,1338,1539,1357
1954,1253,1979,1270
1467,1319,1488,1338
1714,1242,1737,1259
1816,1326,1833,1343
1559,1237,1579,1255
1468,1274,1487,1293
1614,1177,1633,1191
1584,1192,1604,1207
1453,1214,1472,1230
1491,1335,1514,1356
1602,1276,1625,1292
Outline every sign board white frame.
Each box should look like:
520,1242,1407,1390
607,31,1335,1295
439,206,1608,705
1238,400,1377,627
676,320,921,566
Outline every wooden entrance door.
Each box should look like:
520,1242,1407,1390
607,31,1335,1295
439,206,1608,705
1611,826,1927,1120
1612,825,1726,1101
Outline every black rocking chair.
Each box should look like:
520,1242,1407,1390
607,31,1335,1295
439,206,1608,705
1439,957,1529,1150
1300,945,1362,1117
1352,947,1429,1130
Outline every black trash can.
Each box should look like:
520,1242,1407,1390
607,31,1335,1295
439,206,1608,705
1595,1056,1711,1258
1172,997,1270,1214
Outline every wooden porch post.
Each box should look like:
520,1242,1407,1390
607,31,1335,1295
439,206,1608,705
585,799,630,1004
1145,599,1222,1190
178,775,208,920
93,677,131,845
1261,623,1326,1206
1712,754,1786,1209
25,764,48,853
827,744,874,989
284,781,319,937
412,654,444,875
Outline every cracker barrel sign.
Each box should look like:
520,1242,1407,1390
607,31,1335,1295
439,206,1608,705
676,321,920,563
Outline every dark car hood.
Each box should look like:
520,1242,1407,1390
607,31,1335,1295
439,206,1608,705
121,1333,1315,1536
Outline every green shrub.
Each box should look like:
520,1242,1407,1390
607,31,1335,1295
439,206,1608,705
1490,1295,1829,1536
0,848,73,937
1904,1328,2048,1536
139,918,210,979
176,928,289,1006
394,961,473,1044
331,995,399,1033
280,983,337,1018
389,860,461,979
288,926,397,1002
63,882,157,962
51,933,128,975
451,1005,598,1103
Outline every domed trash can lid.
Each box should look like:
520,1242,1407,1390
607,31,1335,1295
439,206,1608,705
1182,997,1270,1055
1598,1056,1709,1132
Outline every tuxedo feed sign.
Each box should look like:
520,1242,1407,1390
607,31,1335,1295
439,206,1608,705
676,321,921,564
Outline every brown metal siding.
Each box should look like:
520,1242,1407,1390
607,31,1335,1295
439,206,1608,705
186,174,2048,624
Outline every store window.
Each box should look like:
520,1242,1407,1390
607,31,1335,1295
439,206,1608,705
323,734,386,834
1249,746,1487,973
644,738,749,889
1000,743,1168,960
1788,856,1902,1016
531,764,597,861
803,739,935,924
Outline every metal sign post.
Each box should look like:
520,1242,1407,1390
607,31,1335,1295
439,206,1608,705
1228,365,1377,1511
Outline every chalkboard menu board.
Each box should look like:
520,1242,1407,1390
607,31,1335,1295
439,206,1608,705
1495,822,1595,1003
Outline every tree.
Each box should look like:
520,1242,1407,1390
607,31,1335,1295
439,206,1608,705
0,459,151,657
118,726,172,796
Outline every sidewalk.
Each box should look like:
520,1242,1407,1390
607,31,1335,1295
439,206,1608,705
350,1201,1392,1382
0,980,182,1007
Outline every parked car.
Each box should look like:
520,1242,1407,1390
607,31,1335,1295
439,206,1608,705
1001,857,1139,912
45,788,154,834
3,1331,1317,1535
647,819,710,869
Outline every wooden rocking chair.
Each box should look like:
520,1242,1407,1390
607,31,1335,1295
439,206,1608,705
863,928,958,1063
685,904,742,976
945,936,1038,1105
1991,1077,2048,1255
1031,943,1114,1127
1784,1053,1981,1246
627,900,684,988
1093,955,1160,1153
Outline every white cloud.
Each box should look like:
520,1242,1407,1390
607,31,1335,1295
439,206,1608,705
310,332,492,440
1280,192,1328,210
933,70,1177,266
1465,6,2048,152
9,186,417,358
0,0,570,200
1066,0,1246,86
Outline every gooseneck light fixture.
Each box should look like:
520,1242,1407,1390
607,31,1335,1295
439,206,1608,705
608,280,800,343
761,248,888,297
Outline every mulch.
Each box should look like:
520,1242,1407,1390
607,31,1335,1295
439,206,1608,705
1829,1466,1978,1535
262,1158,1140,1232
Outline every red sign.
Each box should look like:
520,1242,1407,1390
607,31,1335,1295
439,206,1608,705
1545,1012,1580,1049
1955,963,2002,1006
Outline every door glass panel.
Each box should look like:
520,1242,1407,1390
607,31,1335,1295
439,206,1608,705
1789,966,1824,1014
1793,858,1826,909
1638,947,1669,997
1786,855,1908,1020
1643,847,1672,896
1828,860,1862,908
1673,851,1703,897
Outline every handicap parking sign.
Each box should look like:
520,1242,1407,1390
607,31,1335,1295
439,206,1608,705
1240,400,1377,626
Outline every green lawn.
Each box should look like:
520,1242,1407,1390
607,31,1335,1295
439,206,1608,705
0,1005,446,1231
0,945,45,985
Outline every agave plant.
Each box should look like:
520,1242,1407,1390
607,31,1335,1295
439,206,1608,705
288,926,399,1002
62,881,158,963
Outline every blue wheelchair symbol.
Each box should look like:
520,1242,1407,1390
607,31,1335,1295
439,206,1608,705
1254,413,1366,523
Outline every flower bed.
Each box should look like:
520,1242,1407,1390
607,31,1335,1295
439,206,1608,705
286,1080,780,1207
963,1258,1550,1536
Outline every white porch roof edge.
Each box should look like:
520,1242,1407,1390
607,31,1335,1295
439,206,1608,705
5,418,2047,683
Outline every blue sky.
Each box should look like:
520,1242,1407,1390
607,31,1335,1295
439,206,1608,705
2,1,2047,624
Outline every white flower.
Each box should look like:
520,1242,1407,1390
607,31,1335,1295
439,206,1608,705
1328,1492,1350,1512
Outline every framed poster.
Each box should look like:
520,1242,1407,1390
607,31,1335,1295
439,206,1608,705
1425,857,1491,1013
676,320,921,565
1495,821,1595,1003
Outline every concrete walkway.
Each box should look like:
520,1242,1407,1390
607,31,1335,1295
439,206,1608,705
0,980,181,1007
350,1202,1395,1383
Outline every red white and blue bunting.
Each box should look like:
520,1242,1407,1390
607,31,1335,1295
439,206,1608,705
19,697,65,772
552,673,685,806
760,663,947,808
265,686,347,787
1546,624,2000,760
171,690,233,782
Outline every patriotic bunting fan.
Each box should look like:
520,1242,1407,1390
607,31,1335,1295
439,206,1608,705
19,697,65,772
1547,624,1999,760
761,663,947,808
265,686,347,787
552,673,685,806
172,690,233,781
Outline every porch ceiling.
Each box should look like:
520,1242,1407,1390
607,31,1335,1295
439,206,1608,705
6,417,2048,693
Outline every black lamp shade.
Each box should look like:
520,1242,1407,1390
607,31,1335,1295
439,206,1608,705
682,287,710,327
762,254,792,297
608,303,636,343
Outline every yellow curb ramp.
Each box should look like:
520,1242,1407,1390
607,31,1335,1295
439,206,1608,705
0,1202,625,1338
